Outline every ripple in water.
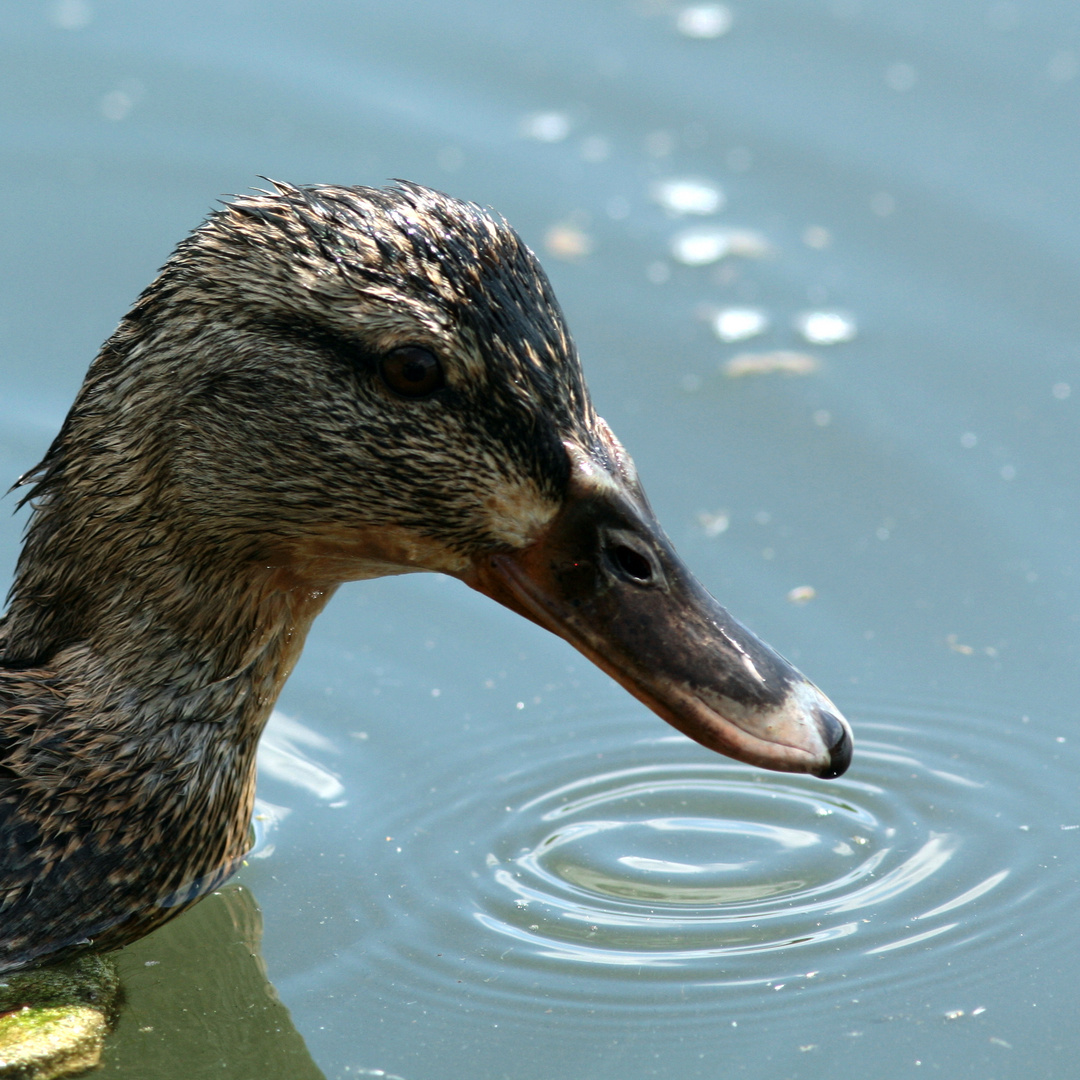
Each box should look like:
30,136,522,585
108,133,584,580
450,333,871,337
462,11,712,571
344,699,1078,1011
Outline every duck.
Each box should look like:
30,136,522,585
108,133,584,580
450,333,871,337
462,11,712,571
0,181,851,976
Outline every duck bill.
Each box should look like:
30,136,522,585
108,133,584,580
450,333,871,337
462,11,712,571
464,441,851,779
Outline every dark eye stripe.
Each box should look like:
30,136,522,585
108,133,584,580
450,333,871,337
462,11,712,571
379,346,445,398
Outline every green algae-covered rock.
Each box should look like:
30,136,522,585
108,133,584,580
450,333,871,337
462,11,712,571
0,956,120,1079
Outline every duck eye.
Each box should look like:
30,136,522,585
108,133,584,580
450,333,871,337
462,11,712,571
380,346,444,398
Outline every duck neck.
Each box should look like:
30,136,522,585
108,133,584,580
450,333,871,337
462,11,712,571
2,491,338,742
0,490,341,965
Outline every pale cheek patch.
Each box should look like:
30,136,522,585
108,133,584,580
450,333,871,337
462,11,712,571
483,477,559,548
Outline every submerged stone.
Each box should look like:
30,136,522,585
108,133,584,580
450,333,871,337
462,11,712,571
0,956,119,1079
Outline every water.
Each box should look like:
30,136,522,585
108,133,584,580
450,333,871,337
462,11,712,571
2,1,1080,1076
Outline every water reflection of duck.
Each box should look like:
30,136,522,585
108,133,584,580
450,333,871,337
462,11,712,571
0,181,851,975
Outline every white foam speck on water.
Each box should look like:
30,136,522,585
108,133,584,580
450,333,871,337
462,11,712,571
671,227,769,265
47,0,93,30
672,228,729,265
795,310,857,344
653,178,725,216
676,5,734,39
544,224,593,260
520,111,572,142
697,510,731,537
802,225,832,249
713,307,769,342
724,351,819,377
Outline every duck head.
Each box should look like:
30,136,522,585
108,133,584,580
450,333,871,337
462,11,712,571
14,181,850,778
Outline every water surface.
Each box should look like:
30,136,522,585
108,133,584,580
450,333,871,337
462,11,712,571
2,2,1080,1077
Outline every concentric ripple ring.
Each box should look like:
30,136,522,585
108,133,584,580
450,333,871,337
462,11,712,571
338,699,1076,1008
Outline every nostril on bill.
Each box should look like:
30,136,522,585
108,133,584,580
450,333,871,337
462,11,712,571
608,543,653,583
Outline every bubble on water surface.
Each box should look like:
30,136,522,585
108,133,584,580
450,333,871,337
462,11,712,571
672,228,729,265
520,112,572,142
544,224,593,260
676,5,734,39
713,307,769,342
653,178,725,216
795,310,857,344
697,510,730,536
48,0,92,29
802,225,832,249
672,228,768,266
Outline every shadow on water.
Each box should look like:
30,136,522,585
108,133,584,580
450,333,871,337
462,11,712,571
102,885,324,1080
